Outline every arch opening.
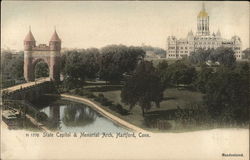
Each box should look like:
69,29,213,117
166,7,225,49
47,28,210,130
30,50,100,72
33,59,49,79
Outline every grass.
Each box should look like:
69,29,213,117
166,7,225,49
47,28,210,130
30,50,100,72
68,83,248,132
94,88,203,111
89,86,204,131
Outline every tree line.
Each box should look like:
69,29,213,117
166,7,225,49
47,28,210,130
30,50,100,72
121,47,249,123
2,46,249,123
61,45,145,89
188,47,236,67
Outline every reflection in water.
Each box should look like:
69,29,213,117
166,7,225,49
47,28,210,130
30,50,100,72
62,104,96,127
40,100,127,133
49,104,60,129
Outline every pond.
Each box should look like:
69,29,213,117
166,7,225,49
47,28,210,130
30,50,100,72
39,99,128,133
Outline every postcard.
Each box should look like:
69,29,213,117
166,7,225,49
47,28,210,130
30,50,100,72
1,1,249,160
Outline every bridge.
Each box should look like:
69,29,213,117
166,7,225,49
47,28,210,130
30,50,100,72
2,29,62,103
1,77,56,103
1,76,63,131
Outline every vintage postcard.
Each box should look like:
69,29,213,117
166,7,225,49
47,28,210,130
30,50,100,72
1,1,249,160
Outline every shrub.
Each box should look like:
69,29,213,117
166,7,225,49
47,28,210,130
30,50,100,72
111,103,129,115
174,104,211,127
98,93,105,98
94,97,99,101
86,93,95,98
93,94,129,115
73,88,96,97
101,99,112,106
108,104,116,110
95,94,109,104
76,89,83,96
87,86,122,92
115,103,123,110
74,88,81,94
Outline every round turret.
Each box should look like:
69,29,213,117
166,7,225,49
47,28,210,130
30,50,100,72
49,30,61,51
24,28,36,51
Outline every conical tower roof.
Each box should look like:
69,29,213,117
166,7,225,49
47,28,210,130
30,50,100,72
24,29,36,42
50,30,61,42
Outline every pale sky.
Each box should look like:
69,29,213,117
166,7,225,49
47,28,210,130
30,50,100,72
1,1,249,50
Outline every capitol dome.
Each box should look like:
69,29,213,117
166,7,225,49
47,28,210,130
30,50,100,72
198,10,208,18
197,2,208,18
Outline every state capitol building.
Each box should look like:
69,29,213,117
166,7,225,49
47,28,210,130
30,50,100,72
166,3,242,60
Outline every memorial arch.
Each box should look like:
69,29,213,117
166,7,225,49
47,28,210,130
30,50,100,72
23,28,61,82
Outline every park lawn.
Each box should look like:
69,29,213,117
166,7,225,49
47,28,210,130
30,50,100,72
91,87,204,130
92,90,146,128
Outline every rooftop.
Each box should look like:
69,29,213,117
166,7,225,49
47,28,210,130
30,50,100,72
50,30,61,42
24,30,36,42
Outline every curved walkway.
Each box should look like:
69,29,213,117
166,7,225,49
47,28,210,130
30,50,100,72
61,94,148,133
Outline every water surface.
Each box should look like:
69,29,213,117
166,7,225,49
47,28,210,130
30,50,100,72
40,99,128,133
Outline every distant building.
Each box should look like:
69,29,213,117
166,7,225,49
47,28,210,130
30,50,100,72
145,51,161,59
166,3,242,60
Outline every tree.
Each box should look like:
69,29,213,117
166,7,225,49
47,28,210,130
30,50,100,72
234,62,250,122
204,65,250,122
210,47,236,68
121,61,164,116
141,45,166,57
189,47,237,68
157,60,168,71
164,61,197,86
1,51,12,75
99,47,122,83
11,53,24,79
62,50,86,89
242,48,250,60
82,48,100,80
1,51,24,80
35,61,49,78
194,64,213,93
189,48,212,65
61,48,100,81
99,45,145,83
156,60,169,88
60,53,67,74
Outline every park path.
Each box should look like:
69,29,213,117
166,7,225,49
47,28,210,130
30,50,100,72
61,94,148,133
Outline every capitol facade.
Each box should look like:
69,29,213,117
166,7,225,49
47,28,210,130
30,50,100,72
166,3,242,60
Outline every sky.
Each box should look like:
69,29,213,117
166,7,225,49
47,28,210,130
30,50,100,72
1,1,249,50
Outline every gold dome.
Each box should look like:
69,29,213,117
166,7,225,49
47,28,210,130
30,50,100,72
198,10,208,18
198,2,208,18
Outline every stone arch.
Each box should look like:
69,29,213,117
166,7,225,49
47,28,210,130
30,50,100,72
32,57,50,68
24,51,61,82
23,29,61,82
